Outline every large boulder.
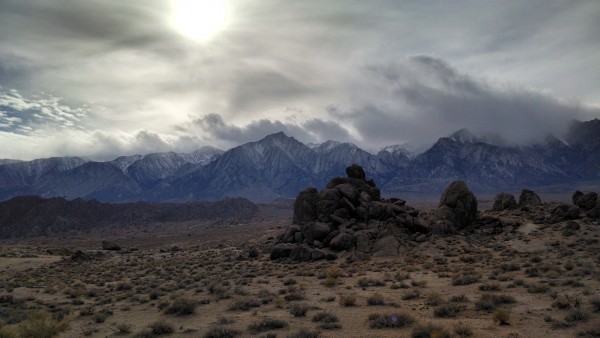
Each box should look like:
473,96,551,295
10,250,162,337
492,193,517,211
292,187,319,224
270,243,297,260
329,232,354,251
438,181,478,229
301,222,331,244
289,245,313,261
372,236,399,257
588,197,600,219
336,183,360,203
572,191,598,211
519,189,541,208
316,188,342,221
346,163,366,181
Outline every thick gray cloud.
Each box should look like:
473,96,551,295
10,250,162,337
192,113,350,148
328,56,600,149
0,0,599,159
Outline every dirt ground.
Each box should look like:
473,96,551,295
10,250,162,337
0,203,599,338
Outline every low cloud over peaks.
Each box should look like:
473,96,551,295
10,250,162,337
332,56,598,148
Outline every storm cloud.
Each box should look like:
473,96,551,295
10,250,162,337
0,0,599,159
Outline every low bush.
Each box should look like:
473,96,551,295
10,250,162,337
248,318,287,333
368,313,414,329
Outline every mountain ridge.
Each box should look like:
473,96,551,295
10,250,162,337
1,119,599,202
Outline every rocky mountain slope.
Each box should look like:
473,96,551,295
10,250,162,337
0,119,599,203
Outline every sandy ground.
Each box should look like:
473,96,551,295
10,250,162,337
0,204,599,338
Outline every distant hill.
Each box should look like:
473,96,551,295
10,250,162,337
0,119,599,202
0,195,258,238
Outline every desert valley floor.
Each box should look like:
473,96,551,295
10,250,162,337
1,201,599,338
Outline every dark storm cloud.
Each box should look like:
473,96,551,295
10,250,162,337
331,56,599,148
193,113,350,147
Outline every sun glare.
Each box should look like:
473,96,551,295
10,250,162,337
171,0,229,42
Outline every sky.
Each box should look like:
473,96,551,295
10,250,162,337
0,0,599,160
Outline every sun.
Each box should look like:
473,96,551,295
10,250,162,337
170,0,230,42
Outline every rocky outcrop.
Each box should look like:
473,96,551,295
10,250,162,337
519,189,542,209
572,191,598,211
492,193,517,211
436,181,478,230
272,164,428,260
550,204,580,223
582,192,600,219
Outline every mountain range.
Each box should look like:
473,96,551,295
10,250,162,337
1,119,599,202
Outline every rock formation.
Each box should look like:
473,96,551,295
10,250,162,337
519,189,542,209
434,181,478,232
271,164,428,260
573,190,600,219
492,192,517,211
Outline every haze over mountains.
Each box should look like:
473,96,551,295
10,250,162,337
1,119,599,203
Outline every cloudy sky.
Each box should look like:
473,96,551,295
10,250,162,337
1,0,599,160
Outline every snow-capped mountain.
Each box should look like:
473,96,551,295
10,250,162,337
0,119,599,202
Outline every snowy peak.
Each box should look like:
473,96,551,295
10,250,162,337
111,155,143,173
314,140,342,153
448,128,479,144
181,146,223,165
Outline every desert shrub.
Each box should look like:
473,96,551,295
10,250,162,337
452,272,481,286
433,303,463,318
312,312,338,323
228,299,260,311
565,309,589,323
357,278,385,287
450,294,470,303
493,309,510,325
117,323,131,334
165,297,197,315
132,330,155,338
203,327,241,338
475,294,516,312
367,293,385,306
553,295,580,310
321,278,338,287
425,292,445,306
283,278,297,286
311,311,340,330
339,294,356,307
411,323,451,338
0,326,18,338
150,320,174,335
323,268,344,279
248,248,259,258
401,289,420,300
577,320,600,337
18,311,68,338
395,272,410,281
290,303,309,317
479,283,501,291
368,313,414,329
590,296,600,312
527,284,549,294
499,263,520,272
453,322,473,337
411,280,427,288
284,291,304,302
248,318,288,333
286,328,321,338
